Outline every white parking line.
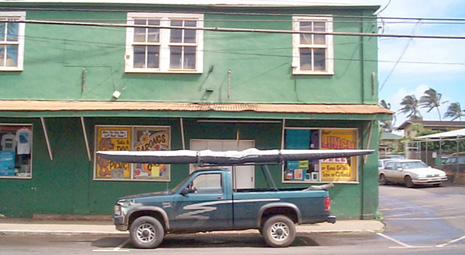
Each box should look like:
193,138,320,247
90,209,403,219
436,235,465,248
93,238,130,252
376,233,413,248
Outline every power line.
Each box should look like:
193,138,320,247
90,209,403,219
9,19,465,40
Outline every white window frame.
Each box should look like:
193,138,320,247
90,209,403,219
125,12,204,74
0,12,26,71
292,16,333,75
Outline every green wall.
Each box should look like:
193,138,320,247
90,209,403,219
0,117,379,219
0,6,379,104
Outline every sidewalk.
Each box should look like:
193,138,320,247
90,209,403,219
0,218,384,236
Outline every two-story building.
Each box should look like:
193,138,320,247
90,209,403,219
0,1,391,220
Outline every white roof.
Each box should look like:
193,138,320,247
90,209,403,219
0,0,376,7
414,128,465,141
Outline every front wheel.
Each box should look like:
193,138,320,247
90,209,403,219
261,215,296,247
405,176,414,188
379,174,387,185
130,216,164,249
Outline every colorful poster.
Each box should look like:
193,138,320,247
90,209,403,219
320,129,357,182
133,127,170,180
96,126,132,178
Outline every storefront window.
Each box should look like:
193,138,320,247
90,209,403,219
0,124,32,179
283,128,358,183
94,125,170,181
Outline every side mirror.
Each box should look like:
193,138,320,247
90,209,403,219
181,188,189,196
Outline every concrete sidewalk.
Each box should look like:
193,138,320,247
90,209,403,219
0,218,384,236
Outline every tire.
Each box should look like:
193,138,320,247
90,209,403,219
129,216,164,249
379,174,387,185
261,215,296,247
404,176,414,188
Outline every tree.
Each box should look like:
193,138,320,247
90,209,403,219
444,102,465,120
379,99,395,132
399,95,422,120
419,88,443,120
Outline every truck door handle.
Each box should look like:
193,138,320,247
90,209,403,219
217,196,223,200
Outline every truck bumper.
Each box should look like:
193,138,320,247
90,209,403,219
113,215,128,231
326,215,336,224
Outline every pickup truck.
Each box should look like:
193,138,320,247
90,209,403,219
113,168,335,248
100,148,373,248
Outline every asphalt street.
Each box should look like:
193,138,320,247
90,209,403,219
0,183,464,254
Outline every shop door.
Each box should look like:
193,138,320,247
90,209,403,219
190,139,255,189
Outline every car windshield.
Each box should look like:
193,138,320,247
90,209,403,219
401,161,428,169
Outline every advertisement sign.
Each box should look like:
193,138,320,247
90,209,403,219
96,126,132,178
320,129,357,182
133,127,170,180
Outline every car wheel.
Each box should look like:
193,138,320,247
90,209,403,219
404,176,414,188
379,174,387,185
130,216,164,249
261,215,296,247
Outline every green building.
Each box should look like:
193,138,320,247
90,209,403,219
0,1,392,220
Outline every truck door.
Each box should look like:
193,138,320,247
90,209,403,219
171,172,233,231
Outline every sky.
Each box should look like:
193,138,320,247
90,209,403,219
344,0,465,128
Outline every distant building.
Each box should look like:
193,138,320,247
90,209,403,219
397,120,465,138
379,132,403,157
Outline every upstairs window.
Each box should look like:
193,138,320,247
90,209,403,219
292,16,333,75
0,12,26,71
125,13,204,73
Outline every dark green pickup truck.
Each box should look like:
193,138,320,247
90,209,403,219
113,168,335,248
100,148,373,248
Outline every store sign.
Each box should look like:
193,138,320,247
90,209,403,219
95,125,170,181
320,129,357,182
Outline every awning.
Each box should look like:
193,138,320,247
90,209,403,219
0,100,393,120
414,128,465,141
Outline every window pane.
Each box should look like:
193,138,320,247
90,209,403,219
170,46,182,69
147,19,160,42
7,22,18,42
299,21,312,44
6,45,18,67
300,48,312,70
314,22,326,44
0,22,5,41
133,46,146,68
134,19,147,43
0,125,33,178
184,46,196,69
147,46,159,68
314,49,326,71
184,21,196,43
0,45,5,67
170,20,183,43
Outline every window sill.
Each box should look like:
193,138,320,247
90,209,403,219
125,68,203,74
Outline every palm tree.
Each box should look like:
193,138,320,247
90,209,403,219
399,95,422,120
444,102,465,120
419,88,442,120
379,99,395,132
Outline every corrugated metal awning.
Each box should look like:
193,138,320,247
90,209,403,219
0,100,393,115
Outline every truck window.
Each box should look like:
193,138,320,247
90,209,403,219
191,173,223,194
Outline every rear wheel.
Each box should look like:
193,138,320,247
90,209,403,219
261,215,296,247
130,216,164,249
379,174,387,185
405,176,414,188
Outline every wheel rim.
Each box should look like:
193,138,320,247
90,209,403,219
136,223,157,243
270,222,290,241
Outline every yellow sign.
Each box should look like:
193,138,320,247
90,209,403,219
96,126,131,178
133,127,170,180
320,129,357,182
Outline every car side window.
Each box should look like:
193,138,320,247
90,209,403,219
190,173,223,194
385,162,393,170
395,163,402,170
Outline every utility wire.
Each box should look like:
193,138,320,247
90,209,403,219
7,19,465,40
